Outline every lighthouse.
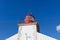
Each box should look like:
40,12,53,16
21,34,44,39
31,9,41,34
6,13,57,40
18,13,39,40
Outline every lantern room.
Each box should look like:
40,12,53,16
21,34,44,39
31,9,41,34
24,13,34,23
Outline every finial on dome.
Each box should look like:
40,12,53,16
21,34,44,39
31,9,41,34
27,13,32,16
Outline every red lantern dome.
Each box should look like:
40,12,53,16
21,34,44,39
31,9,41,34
24,13,34,23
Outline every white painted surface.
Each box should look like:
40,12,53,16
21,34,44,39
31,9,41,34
6,22,57,40
6,32,57,40
37,32,57,40
6,34,18,40
18,25,37,40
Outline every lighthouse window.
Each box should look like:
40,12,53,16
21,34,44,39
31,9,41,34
25,16,34,20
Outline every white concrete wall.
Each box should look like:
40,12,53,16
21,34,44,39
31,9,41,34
18,25,37,40
6,32,57,40
6,34,18,40
37,32,57,40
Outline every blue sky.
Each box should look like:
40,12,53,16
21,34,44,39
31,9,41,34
0,0,60,40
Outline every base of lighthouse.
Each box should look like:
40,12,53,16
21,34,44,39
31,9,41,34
6,32,57,40
6,22,57,40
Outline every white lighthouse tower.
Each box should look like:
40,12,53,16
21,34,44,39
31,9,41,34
18,13,39,40
6,13,57,40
